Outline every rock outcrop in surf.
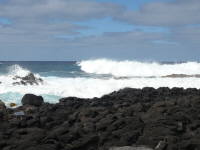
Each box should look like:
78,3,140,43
0,87,200,150
12,73,43,85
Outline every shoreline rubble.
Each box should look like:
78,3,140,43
0,87,200,150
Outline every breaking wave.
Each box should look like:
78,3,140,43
79,59,200,77
1,77,200,105
1,61,200,105
7,64,31,77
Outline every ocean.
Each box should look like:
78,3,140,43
1,59,200,105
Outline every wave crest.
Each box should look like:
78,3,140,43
7,64,31,77
79,59,200,77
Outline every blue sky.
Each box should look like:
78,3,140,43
0,0,199,61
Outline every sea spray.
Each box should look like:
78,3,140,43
79,59,200,77
7,64,30,77
0,60,200,105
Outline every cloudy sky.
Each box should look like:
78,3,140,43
0,0,199,61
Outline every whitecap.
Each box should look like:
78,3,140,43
7,64,31,77
78,59,200,77
1,76,200,105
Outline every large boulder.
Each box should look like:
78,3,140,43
21,94,44,107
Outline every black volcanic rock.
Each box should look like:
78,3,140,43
22,73,36,81
1,87,200,149
22,94,44,106
109,146,153,150
12,73,43,86
0,100,7,121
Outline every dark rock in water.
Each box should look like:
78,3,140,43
22,73,36,81
21,94,44,106
162,74,200,78
13,82,21,85
21,80,27,85
13,75,21,80
12,73,43,86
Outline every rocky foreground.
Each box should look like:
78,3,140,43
1,87,200,150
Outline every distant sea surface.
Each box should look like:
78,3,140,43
1,59,200,105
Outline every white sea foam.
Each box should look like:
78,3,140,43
1,76,200,105
1,61,200,105
79,59,200,77
7,64,31,77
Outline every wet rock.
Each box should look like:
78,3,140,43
12,82,21,85
12,73,43,86
22,73,36,81
22,94,44,107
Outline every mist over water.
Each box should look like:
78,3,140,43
1,59,200,105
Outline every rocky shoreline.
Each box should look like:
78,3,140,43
0,87,200,150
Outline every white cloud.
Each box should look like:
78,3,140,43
171,26,200,45
0,0,124,44
0,0,199,60
116,0,200,26
0,0,124,20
